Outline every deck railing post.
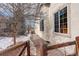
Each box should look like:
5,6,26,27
36,41,48,56
27,41,30,56
76,36,79,56
19,42,28,56
42,44,47,56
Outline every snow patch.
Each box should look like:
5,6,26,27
0,34,31,51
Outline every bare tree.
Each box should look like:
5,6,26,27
0,3,41,45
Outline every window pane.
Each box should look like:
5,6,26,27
63,29,67,33
64,23,67,28
60,7,67,33
60,28,63,33
64,18,67,23
60,23,64,28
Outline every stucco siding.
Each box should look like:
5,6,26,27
35,3,79,55
50,3,79,55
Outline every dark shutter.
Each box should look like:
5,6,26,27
54,12,59,32
40,20,44,31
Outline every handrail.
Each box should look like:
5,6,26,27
47,41,76,50
30,34,76,56
42,41,76,56
0,41,30,56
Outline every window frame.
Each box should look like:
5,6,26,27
54,5,71,36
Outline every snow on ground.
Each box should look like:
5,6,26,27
0,34,31,51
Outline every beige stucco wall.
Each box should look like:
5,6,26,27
35,5,51,41
50,3,79,55
70,3,79,40
35,3,79,55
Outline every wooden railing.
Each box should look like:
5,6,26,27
30,34,79,56
41,36,79,56
1,34,79,56
19,41,30,56
47,41,76,50
30,34,47,56
41,41,76,56
76,36,79,56
0,41,30,56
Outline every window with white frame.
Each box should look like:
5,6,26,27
54,7,68,33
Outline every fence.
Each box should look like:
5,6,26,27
0,41,30,56
40,36,79,56
0,35,79,56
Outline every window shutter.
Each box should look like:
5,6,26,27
40,20,44,31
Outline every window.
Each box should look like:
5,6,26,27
54,12,59,32
40,20,44,31
54,7,68,33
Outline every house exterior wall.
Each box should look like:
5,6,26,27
70,3,79,40
35,3,79,55
35,5,51,41
50,3,79,55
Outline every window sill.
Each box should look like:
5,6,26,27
54,32,71,38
